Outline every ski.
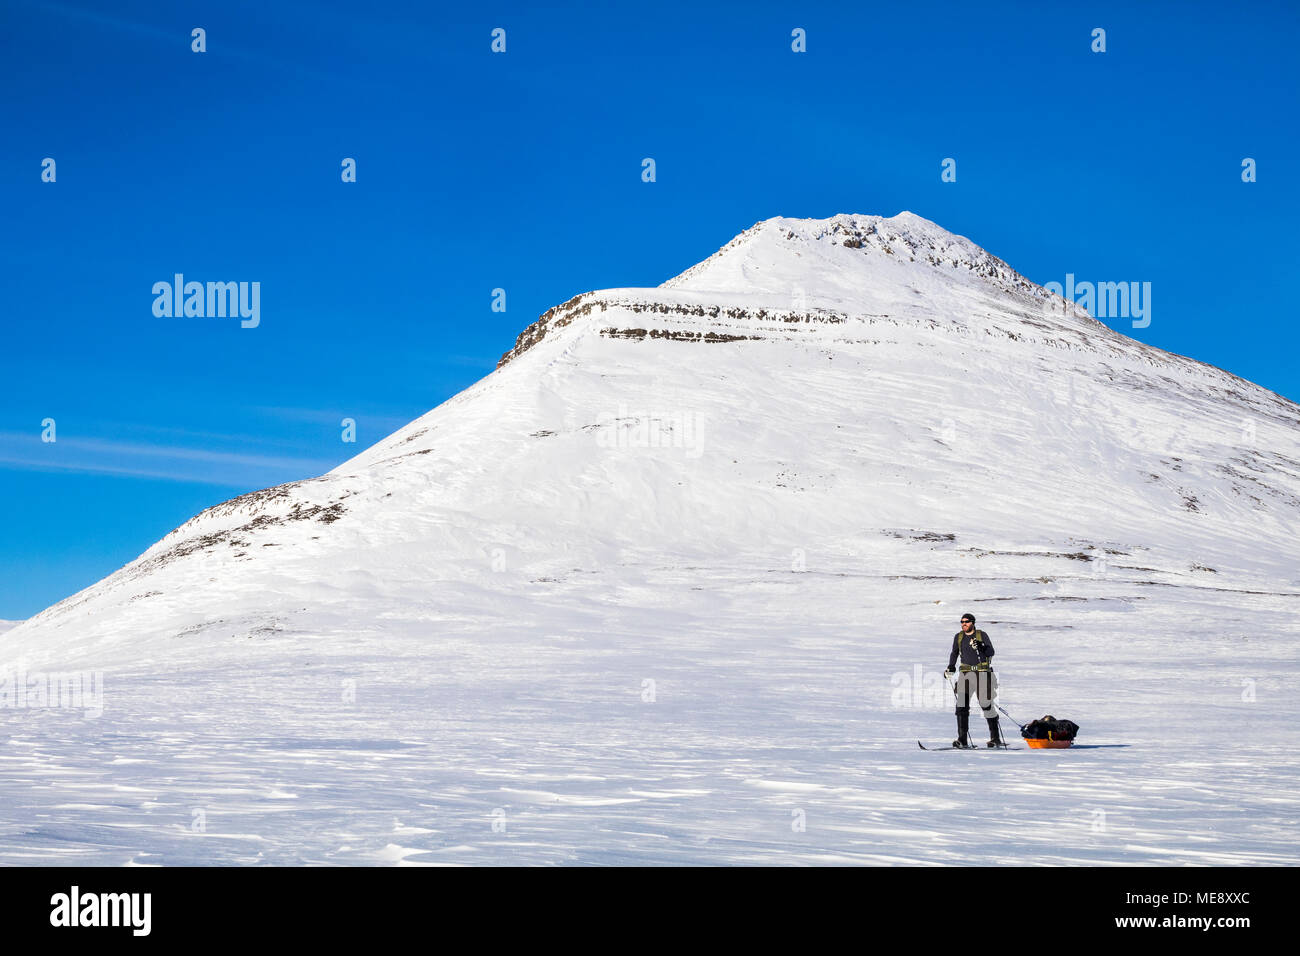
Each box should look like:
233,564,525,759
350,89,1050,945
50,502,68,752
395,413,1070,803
918,740,1023,751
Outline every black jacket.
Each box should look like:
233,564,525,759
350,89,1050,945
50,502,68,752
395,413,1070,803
948,628,994,670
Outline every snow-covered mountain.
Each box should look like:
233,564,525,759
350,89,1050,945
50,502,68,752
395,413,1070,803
3,212,1299,866
10,211,1299,666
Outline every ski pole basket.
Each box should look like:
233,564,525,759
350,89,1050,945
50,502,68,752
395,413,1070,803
1020,715,1079,749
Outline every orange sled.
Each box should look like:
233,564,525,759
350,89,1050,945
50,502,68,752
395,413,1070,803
1020,715,1079,748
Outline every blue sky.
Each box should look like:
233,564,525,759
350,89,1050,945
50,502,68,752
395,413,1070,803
2,0,1297,619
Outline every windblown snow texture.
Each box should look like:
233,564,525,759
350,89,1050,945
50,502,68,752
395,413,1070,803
3,213,1298,865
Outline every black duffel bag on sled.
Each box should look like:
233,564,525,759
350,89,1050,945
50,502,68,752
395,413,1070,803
1021,715,1080,748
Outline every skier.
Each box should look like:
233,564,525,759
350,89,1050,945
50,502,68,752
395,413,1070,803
944,613,1003,748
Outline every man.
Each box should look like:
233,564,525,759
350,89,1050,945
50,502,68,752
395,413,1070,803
944,613,1003,748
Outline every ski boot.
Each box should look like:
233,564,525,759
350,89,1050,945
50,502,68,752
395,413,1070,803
953,710,973,748
986,717,1004,748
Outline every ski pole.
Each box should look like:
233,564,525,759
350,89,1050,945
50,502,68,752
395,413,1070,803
976,660,1026,731
945,670,982,749
982,668,1010,748
996,703,1028,730
943,671,962,747
993,694,1033,748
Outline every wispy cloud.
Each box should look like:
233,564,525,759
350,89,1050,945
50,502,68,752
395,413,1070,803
247,405,411,432
0,432,339,486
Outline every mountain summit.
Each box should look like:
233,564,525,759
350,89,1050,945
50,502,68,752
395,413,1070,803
498,212,1099,369
662,211,1046,299
6,213,1299,672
